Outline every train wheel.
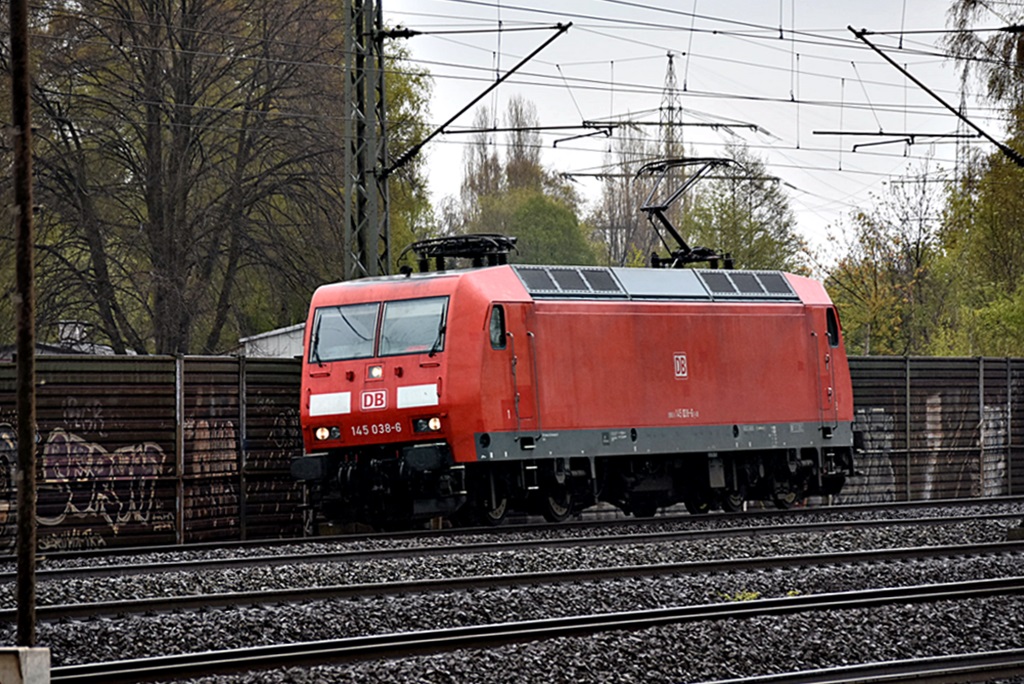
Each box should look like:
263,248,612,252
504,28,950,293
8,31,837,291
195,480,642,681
478,495,509,526
684,492,712,515
720,489,745,512
772,479,799,509
541,487,574,523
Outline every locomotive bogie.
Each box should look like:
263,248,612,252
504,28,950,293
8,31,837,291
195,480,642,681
293,265,857,526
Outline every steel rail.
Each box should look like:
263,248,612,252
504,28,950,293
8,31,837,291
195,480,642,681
8,495,1023,566
49,576,1024,683
8,540,1024,623
2,511,1019,584
701,648,1024,683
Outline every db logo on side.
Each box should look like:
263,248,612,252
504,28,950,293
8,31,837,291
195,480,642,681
361,389,387,411
674,352,688,379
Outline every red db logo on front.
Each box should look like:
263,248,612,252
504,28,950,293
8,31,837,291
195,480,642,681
361,390,387,411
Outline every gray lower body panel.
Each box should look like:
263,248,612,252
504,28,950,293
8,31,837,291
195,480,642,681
475,421,854,462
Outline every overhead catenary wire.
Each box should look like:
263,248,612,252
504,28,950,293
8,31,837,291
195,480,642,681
28,0,1016,248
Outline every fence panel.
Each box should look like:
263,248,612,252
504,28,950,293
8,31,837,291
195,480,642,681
0,354,1020,548
0,357,179,551
242,358,304,539
0,355,304,550
846,356,1024,504
183,357,243,542
844,356,906,502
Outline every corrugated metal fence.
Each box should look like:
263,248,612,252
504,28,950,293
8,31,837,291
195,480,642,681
842,356,1024,504
0,356,304,551
0,354,1020,549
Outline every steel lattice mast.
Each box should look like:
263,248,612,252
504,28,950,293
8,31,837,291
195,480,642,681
343,0,390,279
659,52,687,223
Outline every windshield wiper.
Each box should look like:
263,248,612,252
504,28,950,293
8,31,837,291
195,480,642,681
428,323,446,358
311,315,324,367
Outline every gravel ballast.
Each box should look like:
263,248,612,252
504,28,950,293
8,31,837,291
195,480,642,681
1,508,1020,682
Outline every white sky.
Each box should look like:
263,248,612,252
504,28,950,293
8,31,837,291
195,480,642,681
382,0,1007,263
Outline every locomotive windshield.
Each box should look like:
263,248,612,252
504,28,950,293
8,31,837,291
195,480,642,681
308,296,449,363
309,302,379,363
380,296,448,356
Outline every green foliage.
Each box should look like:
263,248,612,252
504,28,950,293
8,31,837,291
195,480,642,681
931,139,1024,355
679,144,807,273
504,191,597,266
385,41,437,258
825,172,946,356
922,1,1024,357
450,98,598,266
721,589,761,602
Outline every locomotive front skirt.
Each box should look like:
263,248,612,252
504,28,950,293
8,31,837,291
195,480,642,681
293,264,856,525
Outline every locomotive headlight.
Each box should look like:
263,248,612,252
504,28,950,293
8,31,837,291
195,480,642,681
314,426,341,441
368,365,384,380
413,416,443,433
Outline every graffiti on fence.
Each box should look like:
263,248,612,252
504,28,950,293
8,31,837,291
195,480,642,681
271,407,301,455
982,404,1009,497
0,426,15,548
184,417,238,475
843,393,1012,503
924,392,1003,499
836,408,897,504
183,417,240,532
248,392,302,471
61,396,108,438
37,429,172,540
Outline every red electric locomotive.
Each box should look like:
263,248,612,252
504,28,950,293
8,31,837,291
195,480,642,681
291,247,856,525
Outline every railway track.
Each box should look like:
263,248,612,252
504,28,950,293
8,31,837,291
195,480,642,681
8,499,1024,682
4,508,1020,583
702,649,1024,684
3,539,1021,622
8,496,1023,570
47,576,1024,683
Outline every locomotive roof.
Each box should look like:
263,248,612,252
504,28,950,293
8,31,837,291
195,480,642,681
510,265,802,302
312,264,827,306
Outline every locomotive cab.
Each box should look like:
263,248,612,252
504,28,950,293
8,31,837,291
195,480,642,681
294,277,468,525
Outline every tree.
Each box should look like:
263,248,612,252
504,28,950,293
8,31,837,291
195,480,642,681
929,0,1024,355
934,141,1024,355
504,96,544,192
587,126,662,267
825,167,946,356
447,97,598,266
384,41,436,260
945,0,1024,110
678,144,806,272
0,0,432,353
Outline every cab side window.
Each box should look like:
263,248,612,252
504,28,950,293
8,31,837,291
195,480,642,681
489,306,506,349
826,308,840,348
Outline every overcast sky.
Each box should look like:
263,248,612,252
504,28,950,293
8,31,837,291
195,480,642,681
382,0,1006,262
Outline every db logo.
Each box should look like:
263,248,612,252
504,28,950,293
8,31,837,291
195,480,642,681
673,352,688,379
361,389,387,411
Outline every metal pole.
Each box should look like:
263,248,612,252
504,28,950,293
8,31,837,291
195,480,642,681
238,356,247,540
979,357,986,496
175,356,184,544
1009,359,1015,496
10,0,37,645
905,357,911,502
